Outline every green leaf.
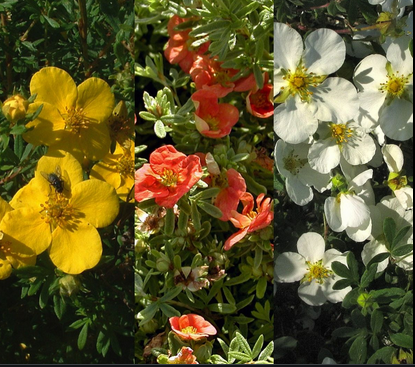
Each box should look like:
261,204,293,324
390,333,413,348
383,217,396,250
159,303,181,317
164,208,175,235
347,252,360,281
235,332,252,355
228,351,252,363
253,63,264,89
222,287,236,305
367,252,390,268
190,201,201,231
258,340,274,361
360,263,378,288
189,20,231,37
235,294,255,311
370,309,384,335
331,260,352,279
159,286,182,303
77,322,89,350
367,346,396,364
42,15,60,28
53,295,66,320
68,318,88,330
193,187,220,200
208,303,237,314
349,335,367,364
251,334,264,359
391,244,413,257
253,247,263,269
196,201,223,218
332,278,353,290
154,120,166,138
342,288,360,309
255,276,268,299
332,327,360,338
392,225,411,249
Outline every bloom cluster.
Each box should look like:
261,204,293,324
135,1,274,363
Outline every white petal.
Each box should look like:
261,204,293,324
298,281,327,306
361,239,389,273
274,97,318,144
395,252,413,271
342,134,376,166
386,38,414,76
356,92,385,131
349,169,373,189
395,187,414,209
311,78,359,122
275,252,307,283
346,216,372,242
322,249,343,267
297,232,325,262
308,138,340,174
325,196,346,232
323,277,352,303
354,54,388,92
286,177,314,206
340,194,371,228
274,23,303,71
382,144,404,172
379,98,413,141
303,29,346,75
300,165,332,193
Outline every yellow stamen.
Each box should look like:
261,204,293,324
160,169,178,187
303,260,333,284
283,150,307,175
181,326,198,334
330,123,354,144
40,192,75,230
62,106,93,134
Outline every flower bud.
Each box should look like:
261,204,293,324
59,274,81,297
2,94,29,124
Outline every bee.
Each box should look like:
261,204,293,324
40,165,65,193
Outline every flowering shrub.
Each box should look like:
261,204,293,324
135,0,274,364
274,1,413,364
0,1,134,363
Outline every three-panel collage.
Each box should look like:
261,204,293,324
0,0,412,364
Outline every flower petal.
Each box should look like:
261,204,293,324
70,180,119,228
275,252,308,282
274,23,303,71
297,232,326,262
298,281,327,306
49,221,102,274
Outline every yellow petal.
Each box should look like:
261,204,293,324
116,175,135,202
23,102,66,146
70,180,119,228
49,222,102,274
48,131,85,163
0,197,12,221
90,161,122,189
10,177,48,210
78,119,111,161
1,208,52,255
30,67,77,113
34,150,84,193
76,77,114,123
0,258,12,280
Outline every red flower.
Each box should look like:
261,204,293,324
168,347,199,364
169,314,217,341
164,15,209,74
246,72,273,118
135,145,203,208
224,192,274,250
192,89,239,139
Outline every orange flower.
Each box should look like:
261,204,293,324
246,72,273,118
192,89,239,139
164,15,209,74
224,192,274,250
168,347,199,364
169,314,217,341
135,145,203,208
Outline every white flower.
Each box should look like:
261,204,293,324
324,164,373,242
274,23,359,144
275,140,331,206
369,0,413,16
382,144,413,209
308,120,377,174
362,196,413,272
275,232,352,306
354,38,413,141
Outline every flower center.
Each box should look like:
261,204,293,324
303,260,333,284
63,106,93,134
247,211,257,221
330,123,354,144
181,326,198,334
160,169,178,187
117,154,135,177
281,65,326,102
204,115,220,131
387,172,408,191
40,192,75,230
380,72,411,98
250,89,268,108
283,150,307,175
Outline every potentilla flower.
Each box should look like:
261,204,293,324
23,67,114,162
275,140,331,206
90,140,135,202
362,196,413,272
9,151,119,274
164,15,210,74
274,23,359,144
324,166,373,242
107,100,135,147
308,120,377,174
192,89,239,139
382,144,413,209
353,38,413,141
2,94,29,124
167,347,199,364
275,232,352,306
224,192,273,250
169,314,217,341
246,72,273,118
135,145,203,208
0,198,37,280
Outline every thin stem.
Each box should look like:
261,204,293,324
78,0,89,75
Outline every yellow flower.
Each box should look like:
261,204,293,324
10,151,120,274
23,67,115,162
90,140,135,202
0,198,37,280
2,94,29,124
108,100,135,147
